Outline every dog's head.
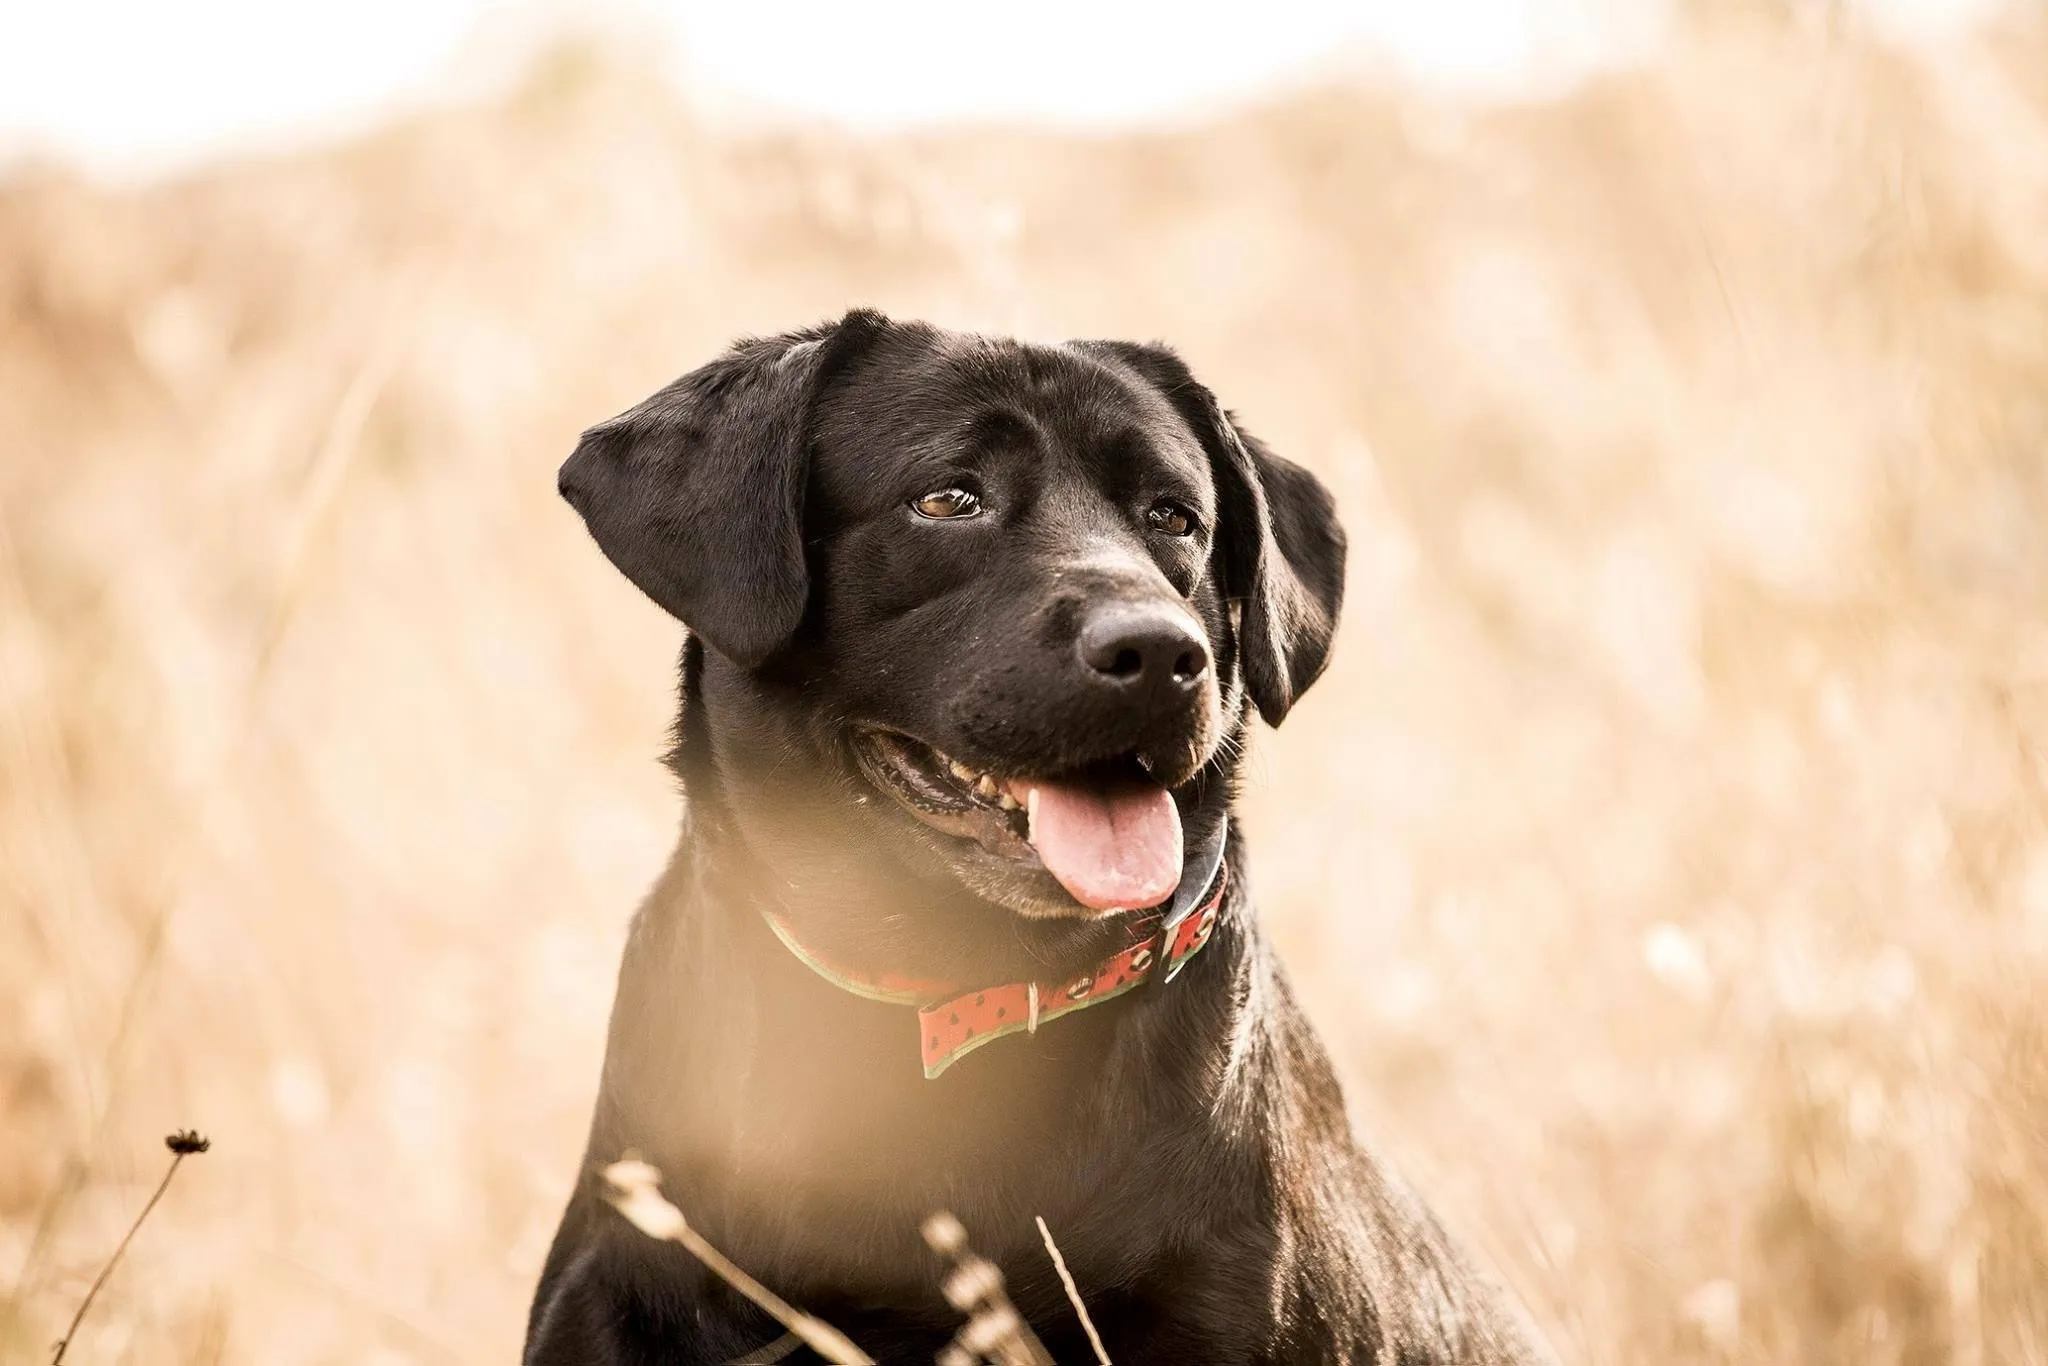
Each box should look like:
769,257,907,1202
561,311,1344,932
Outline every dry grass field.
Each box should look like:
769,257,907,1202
5,9,2048,1362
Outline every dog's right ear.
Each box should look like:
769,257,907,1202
558,311,885,668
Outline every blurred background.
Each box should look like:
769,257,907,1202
4,1,2047,1361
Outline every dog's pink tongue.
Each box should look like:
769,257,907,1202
1021,780,1183,911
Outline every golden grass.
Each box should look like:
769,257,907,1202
4,10,2048,1362
601,1159,876,1365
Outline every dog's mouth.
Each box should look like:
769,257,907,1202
852,729,1184,913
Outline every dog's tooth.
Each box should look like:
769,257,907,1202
998,792,1021,811
948,760,976,783
975,774,999,799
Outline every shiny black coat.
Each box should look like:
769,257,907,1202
526,313,1554,1364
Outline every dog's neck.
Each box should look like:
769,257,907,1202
595,821,1264,1294
585,650,1268,1290
612,790,1250,1141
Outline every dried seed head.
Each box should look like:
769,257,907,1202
604,1158,663,1194
601,1160,690,1240
959,1306,1025,1355
165,1130,211,1155
941,1257,1003,1312
921,1211,968,1256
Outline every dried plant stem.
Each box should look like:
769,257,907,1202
924,1212,1052,1366
51,1134,206,1364
601,1161,873,1365
1035,1216,1110,1366
728,1332,802,1364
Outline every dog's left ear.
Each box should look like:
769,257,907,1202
1084,342,1347,726
559,311,885,668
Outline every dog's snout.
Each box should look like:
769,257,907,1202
1078,604,1210,693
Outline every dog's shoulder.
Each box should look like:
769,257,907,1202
1248,960,1559,1364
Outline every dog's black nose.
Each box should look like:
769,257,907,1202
1078,604,1211,693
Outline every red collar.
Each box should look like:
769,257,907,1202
764,861,1229,1079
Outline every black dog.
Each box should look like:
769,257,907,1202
527,311,1554,1364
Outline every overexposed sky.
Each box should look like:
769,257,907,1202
0,0,2009,178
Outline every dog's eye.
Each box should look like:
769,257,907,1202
1146,500,1197,537
912,488,982,520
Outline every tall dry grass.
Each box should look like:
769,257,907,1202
4,11,2048,1362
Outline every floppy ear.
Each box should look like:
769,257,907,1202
559,311,883,667
1083,342,1346,726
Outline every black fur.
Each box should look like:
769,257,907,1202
528,312,1554,1364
